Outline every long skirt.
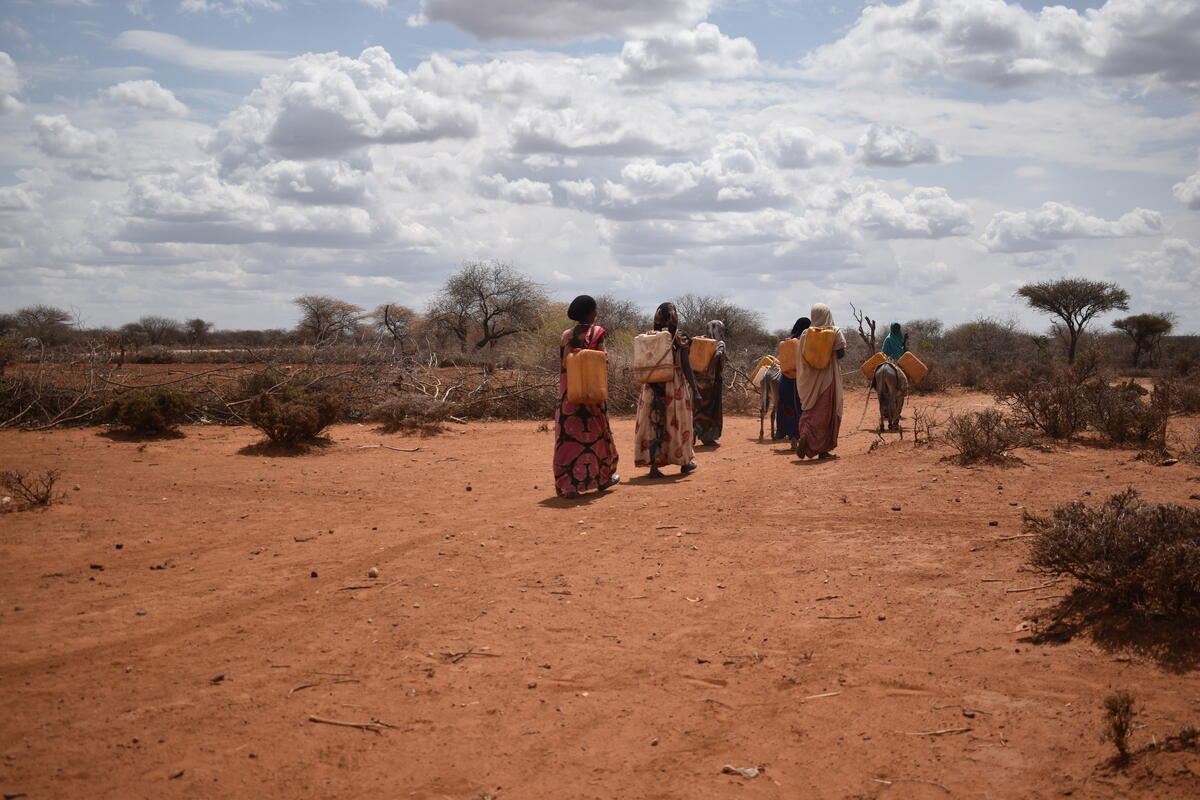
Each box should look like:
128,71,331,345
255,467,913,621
553,381,619,496
775,374,801,440
693,369,723,444
797,382,840,457
634,370,695,467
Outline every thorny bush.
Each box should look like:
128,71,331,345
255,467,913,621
1084,381,1164,446
105,387,194,434
1,468,63,510
368,394,452,436
942,408,1025,464
1026,490,1200,616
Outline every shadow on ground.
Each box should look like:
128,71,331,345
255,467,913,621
1023,590,1200,673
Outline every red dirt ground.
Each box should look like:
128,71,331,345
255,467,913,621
2,389,1198,799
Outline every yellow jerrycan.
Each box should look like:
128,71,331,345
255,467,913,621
861,352,887,380
897,351,929,383
633,331,674,383
750,355,778,388
777,338,800,378
566,349,608,404
802,326,837,369
689,337,717,372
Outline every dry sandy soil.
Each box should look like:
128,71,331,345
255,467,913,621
2,388,1198,799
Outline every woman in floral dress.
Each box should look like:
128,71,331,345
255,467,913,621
553,295,620,498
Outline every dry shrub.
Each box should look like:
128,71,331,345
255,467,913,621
910,404,944,446
1168,377,1200,414
1,468,63,509
105,387,194,434
1101,690,1136,762
131,345,180,364
1085,381,1163,446
1026,490,1200,616
994,361,1093,439
943,408,1025,463
0,338,17,375
245,389,340,446
369,394,451,436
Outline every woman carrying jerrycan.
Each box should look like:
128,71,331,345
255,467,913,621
792,302,846,460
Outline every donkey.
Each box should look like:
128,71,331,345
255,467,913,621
757,362,782,441
872,361,909,432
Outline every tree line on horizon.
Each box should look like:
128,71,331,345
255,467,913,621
0,262,1191,371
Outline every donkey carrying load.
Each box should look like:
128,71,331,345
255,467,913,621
748,356,782,441
871,360,909,432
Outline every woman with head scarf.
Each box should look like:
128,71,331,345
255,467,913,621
794,303,847,459
692,319,726,446
633,302,699,477
553,295,620,498
774,316,809,446
882,321,907,361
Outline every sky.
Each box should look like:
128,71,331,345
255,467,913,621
0,0,1197,334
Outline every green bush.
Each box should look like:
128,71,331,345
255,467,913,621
1026,490,1200,616
245,388,340,445
106,388,194,433
238,367,289,399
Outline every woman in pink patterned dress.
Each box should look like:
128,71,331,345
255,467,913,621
633,302,699,478
553,295,620,499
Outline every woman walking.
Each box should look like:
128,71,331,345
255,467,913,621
693,319,726,447
634,302,698,478
794,303,846,460
774,316,809,447
553,295,619,498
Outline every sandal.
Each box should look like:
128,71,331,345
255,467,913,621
599,474,621,490
680,462,697,474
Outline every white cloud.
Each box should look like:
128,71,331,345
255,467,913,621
1125,238,1200,285
32,114,116,159
105,80,189,117
803,0,1200,92
846,186,973,239
0,52,24,115
178,0,282,17
0,184,37,212
620,23,757,84
206,48,480,173
857,124,951,168
762,126,846,170
1174,171,1200,209
508,105,680,158
477,174,554,205
410,0,713,42
115,30,290,76
980,201,1166,252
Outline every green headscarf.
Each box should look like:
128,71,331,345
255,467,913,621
882,321,906,360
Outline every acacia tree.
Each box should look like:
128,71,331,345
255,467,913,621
373,303,418,346
137,315,181,346
184,318,213,349
14,304,73,346
292,295,364,344
427,261,547,349
1016,278,1129,363
672,294,766,349
1112,312,1175,368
